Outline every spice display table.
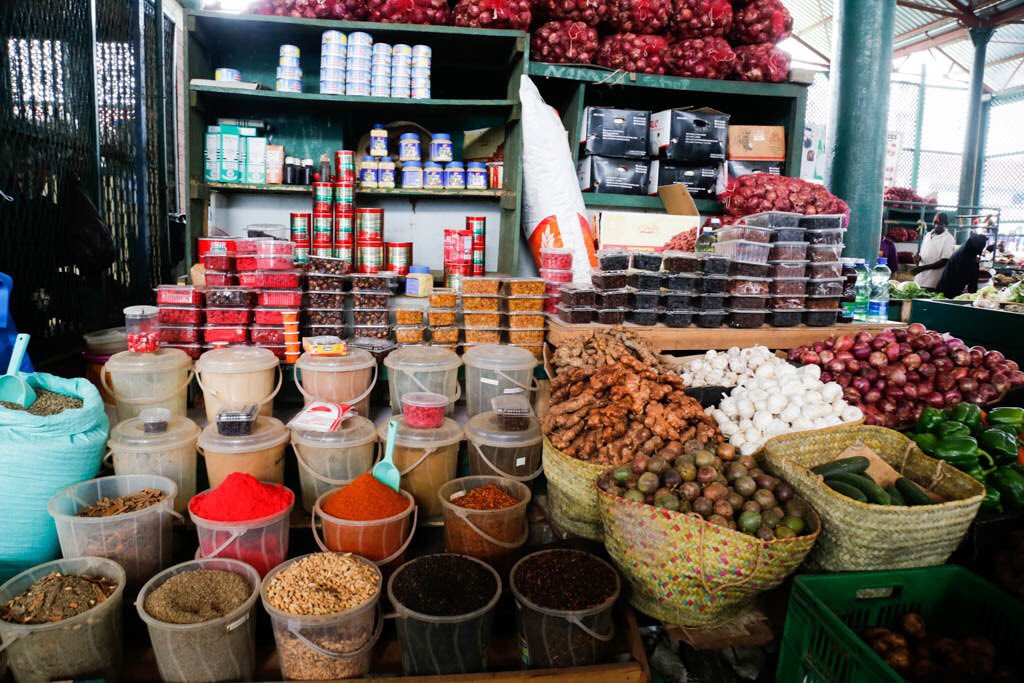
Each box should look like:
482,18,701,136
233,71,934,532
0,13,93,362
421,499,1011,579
545,319,906,352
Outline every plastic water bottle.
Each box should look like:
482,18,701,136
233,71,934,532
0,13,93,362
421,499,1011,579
695,223,718,253
868,258,891,323
854,259,870,321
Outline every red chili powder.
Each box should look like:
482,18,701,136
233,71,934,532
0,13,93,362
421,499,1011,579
451,483,519,510
322,473,409,521
190,472,293,522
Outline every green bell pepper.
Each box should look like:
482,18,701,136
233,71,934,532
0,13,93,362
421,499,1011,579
963,465,987,483
917,407,945,434
946,402,984,433
911,432,940,455
937,420,972,439
933,436,980,469
986,423,1020,440
988,407,1024,430
979,428,1019,466
988,467,1024,511
980,485,1002,513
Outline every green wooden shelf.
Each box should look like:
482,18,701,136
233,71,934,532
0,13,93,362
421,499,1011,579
190,84,517,112
582,193,721,214
202,182,507,200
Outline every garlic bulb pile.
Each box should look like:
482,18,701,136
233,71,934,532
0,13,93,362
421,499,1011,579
682,345,787,388
709,363,863,455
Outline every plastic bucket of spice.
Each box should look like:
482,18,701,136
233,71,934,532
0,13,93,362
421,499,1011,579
387,554,501,676
291,416,378,513
462,344,538,418
510,549,620,669
101,347,194,422
106,409,200,514
383,346,462,417
437,476,530,576
294,349,377,418
465,410,543,489
377,416,462,518
198,416,290,488
48,474,178,589
260,553,383,681
0,556,126,683
136,558,261,683
196,347,282,424
312,485,417,565
189,480,294,577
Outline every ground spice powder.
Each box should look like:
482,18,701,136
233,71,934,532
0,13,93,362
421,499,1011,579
392,554,496,617
144,569,250,624
322,473,409,521
189,472,292,522
515,550,617,611
450,483,519,510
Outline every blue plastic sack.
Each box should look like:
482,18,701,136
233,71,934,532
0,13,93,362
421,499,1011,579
0,373,108,580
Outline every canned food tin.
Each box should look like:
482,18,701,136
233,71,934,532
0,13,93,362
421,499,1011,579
386,242,413,275
294,246,309,264
335,150,355,178
473,246,485,276
356,208,384,242
391,66,412,79
412,45,432,57
371,75,391,89
321,54,346,69
277,65,302,80
321,41,345,57
290,212,311,230
320,66,345,80
371,86,390,98
412,87,431,100
412,56,432,68
371,66,391,78
276,78,302,93
372,42,392,55
322,30,346,45
346,45,373,60
332,181,355,203
445,264,471,293
467,216,486,245
320,81,345,95
334,225,353,245
334,244,353,263
393,43,412,56
313,214,334,231
313,181,333,202
291,232,310,246
313,231,334,248
346,70,372,84
346,83,371,97
347,58,372,73
349,32,372,47
312,246,335,258
390,87,410,99
411,76,431,88
215,68,241,81
278,55,301,68
392,76,412,87
280,44,300,58
411,67,431,80
392,57,411,70
356,241,384,274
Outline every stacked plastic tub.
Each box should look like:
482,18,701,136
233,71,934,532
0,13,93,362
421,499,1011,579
303,254,349,341
350,272,394,342
426,287,459,351
156,285,205,359
715,222,771,329
538,247,573,314
461,277,505,349
800,213,848,326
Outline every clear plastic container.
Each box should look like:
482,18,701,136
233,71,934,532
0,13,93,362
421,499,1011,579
799,214,847,229
196,346,281,424
190,485,294,577
539,247,573,270
205,307,253,325
663,273,699,293
491,393,533,431
596,288,628,308
590,271,627,290
387,554,501,676
662,310,693,327
595,249,629,271
202,325,248,345
295,349,377,418
48,474,177,588
83,326,128,355
715,225,774,243
626,271,662,290
769,241,809,261
630,251,663,272
769,309,804,327
769,260,809,278
198,417,290,488
102,347,193,421
126,304,161,353
465,410,542,486
156,285,204,307
384,346,462,417
159,325,201,344
771,226,806,242
770,278,809,295
726,276,770,296
742,211,802,228
808,243,844,262
258,289,303,308
204,270,238,287
291,416,378,514
700,254,730,275
136,558,261,683
661,251,700,273
438,476,531,575
807,261,843,279
312,487,416,565
462,344,537,418
804,309,840,326
727,260,770,278
0,557,125,683
804,228,847,245
557,305,592,324
725,309,768,328
216,404,259,436
629,290,660,309
510,550,620,669
401,392,449,428
714,239,771,263
696,310,726,328
806,278,844,297
260,553,381,681
106,411,200,514
376,417,462,519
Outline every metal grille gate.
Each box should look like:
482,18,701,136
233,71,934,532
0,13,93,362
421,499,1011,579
1,0,174,362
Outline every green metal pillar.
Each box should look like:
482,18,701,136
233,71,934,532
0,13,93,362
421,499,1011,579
826,0,897,264
958,27,994,209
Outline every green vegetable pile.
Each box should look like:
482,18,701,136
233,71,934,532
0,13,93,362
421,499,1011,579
909,403,1024,513
888,280,946,301
954,282,1024,304
811,457,933,506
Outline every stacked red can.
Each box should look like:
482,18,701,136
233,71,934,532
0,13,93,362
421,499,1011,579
290,212,310,265
443,227,473,293
155,285,205,359
312,182,335,259
466,216,486,277
539,247,574,314
334,168,356,267
385,241,412,276
355,208,384,274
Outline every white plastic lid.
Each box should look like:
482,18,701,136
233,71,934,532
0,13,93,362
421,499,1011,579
462,344,537,372
106,347,192,374
109,413,200,449
401,392,449,410
377,415,462,448
83,327,128,355
465,410,541,448
196,346,279,374
292,415,377,449
198,416,289,453
384,345,462,373
295,348,375,373
124,305,158,320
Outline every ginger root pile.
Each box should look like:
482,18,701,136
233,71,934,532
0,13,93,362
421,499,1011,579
542,355,722,465
550,329,673,376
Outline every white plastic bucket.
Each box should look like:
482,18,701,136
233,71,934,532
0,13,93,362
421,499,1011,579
102,348,193,422
377,416,462,518
196,347,281,424
462,344,537,418
291,416,378,513
198,416,290,488
294,349,377,418
106,413,200,514
384,346,461,416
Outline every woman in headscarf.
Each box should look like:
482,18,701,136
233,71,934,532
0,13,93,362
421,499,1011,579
937,234,988,299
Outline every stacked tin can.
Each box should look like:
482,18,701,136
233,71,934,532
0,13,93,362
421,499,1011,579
333,172,355,266
311,182,335,259
290,212,311,265
371,42,391,98
320,31,345,95
391,44,412,99
276,45,301,93
466,216,486,277
346,31,372,97
355,208,384,274
443,227,473,293
411,45,431,100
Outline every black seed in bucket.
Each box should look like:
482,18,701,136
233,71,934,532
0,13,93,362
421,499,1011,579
514,550,616,612
392,554,496,617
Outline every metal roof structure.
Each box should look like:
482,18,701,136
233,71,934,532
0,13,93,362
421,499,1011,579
789,0,1024,93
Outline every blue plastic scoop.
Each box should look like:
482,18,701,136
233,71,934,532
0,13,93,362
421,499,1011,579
372,419,401,492
0,334,35,408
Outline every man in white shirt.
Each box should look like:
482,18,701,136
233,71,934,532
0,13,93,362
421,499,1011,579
913,214,957,290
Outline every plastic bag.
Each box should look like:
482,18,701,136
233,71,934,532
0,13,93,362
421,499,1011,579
519,76,596,283
0,373,108,580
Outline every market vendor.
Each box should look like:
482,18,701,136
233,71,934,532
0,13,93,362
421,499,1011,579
912,213,956,291
937,234,988,299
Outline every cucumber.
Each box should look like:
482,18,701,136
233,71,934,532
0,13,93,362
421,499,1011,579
895,477,933,506
827,472,892,505
811,456,871,478
885,485,906,506
825,478,868,502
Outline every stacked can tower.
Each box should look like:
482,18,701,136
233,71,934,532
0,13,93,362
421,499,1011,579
346,31,372,97
333,174,355,265
311,182,334,259
391,44,411,98
443,227,473,292
411,45,431,100
290,212,310,265
276,45,301,93
355,208,384,274
371,42,391,98
467,216,486,276
319,31,345,95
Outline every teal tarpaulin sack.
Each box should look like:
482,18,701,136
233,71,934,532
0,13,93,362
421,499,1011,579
0,373,108,580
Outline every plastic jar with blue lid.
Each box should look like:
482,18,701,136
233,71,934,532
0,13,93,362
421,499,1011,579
401,161,423,189
466,162,488,190
399,133,421,162
423,162,444,189
369,124,388,157
359,156,379,189
443,162,465,190
430,133,453,163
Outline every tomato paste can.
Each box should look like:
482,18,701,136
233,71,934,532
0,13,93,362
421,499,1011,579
312,246,334,258
294,245,310,264
356,241,384,274
312,183,333,213
333,181,354,204
334,211,354,243
472,246,485,276
467,216,486,244
335,150,356,181
386,242,413,275
356,208,384,242
334,243,353,264
290,212,310,230
444,263,471,292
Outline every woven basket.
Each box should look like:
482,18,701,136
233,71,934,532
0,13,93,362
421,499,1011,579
598,488,819,627
542,437,605,541
762,424,984,572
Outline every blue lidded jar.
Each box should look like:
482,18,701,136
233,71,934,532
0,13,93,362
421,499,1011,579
466,161,488,190
423,161,444,189
401,161,423,189
399,133,421,162
359,156,379,189
369,123,388,157
430,133,453,162
443,162,465,190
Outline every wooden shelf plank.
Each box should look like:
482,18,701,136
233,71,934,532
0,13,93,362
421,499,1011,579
546,319,905,352
582,193,721,214
203,182,508,200
190,84,517,112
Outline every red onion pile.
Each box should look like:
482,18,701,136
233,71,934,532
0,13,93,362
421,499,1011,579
733,43,790,82
729,0,793,45
669,0,733,39
532,21,600,64
667,37,736,79
251,0,359,18
719,173,850,220
366,0,452,24
788,323,1024,428
536,0,609,26
884,186,938,208
606,0,672,34
454,0,531,30
597,33,670,74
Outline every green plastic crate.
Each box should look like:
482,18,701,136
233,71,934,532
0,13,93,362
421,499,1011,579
776,566,1023,683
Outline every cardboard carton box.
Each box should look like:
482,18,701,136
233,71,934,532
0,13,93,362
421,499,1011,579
245,137,267,184
649,108,729,163
266,145,285,185
648,161,718,198
580,107,650,159
579,155,650,196
727,125,785,177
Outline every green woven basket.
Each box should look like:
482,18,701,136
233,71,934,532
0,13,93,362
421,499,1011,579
542,437,605,541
